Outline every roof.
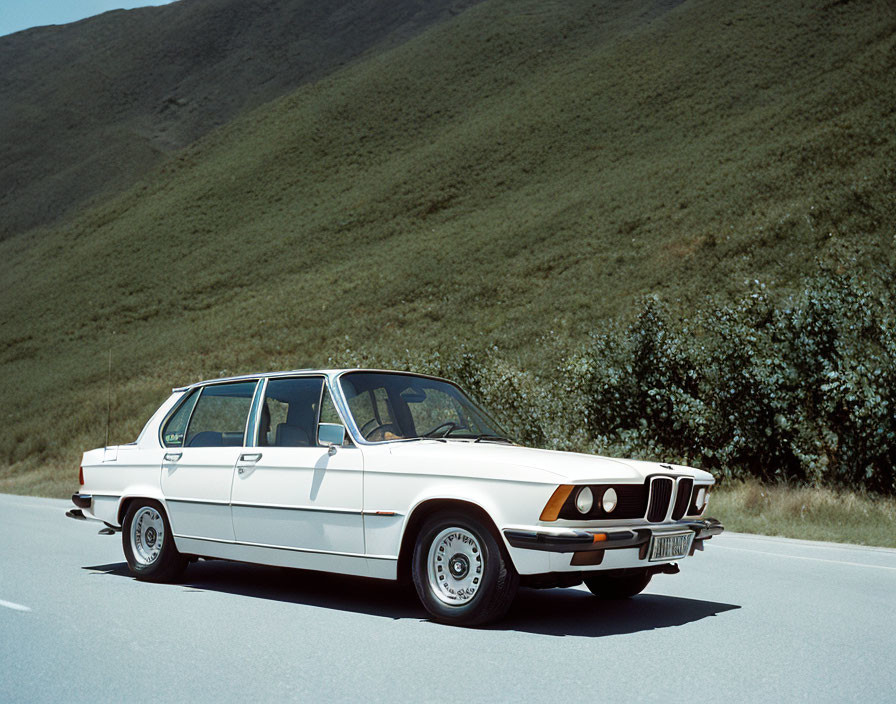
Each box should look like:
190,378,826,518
171,368,450,393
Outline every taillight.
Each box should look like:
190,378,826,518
79,466,84,486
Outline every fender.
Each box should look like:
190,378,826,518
114,487,170,526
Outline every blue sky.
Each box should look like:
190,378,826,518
1,1,178,37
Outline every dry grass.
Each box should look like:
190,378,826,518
710,480,896,548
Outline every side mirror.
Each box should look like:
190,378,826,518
318,423,346,454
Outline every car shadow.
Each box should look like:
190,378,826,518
496,588,740,637
83,560,740,637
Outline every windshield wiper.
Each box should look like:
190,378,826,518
472,434,514,444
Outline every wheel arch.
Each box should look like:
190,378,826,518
117,490,168,526
396,498,507,581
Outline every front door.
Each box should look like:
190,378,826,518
230,376,364,557
160,380,258,541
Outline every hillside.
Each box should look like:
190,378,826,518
1,0,895,495
0,0,482,238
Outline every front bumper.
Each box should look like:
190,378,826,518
504,517,723,553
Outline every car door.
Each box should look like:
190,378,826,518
230,376,364,557
160,380,258,541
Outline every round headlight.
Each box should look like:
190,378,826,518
575,487,594,514
696,487,706,509
602,487,618,513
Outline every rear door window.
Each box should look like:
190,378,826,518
184,381,258,447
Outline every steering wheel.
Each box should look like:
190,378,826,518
422,421,458,438
362,422,400,441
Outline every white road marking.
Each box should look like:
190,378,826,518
0,599,31,612
715,545,896,571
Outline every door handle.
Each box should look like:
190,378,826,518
240,453,262,462
164,452,182,462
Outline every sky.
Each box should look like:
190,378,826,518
0,1,178,37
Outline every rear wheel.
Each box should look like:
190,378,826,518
412,511,518,626
584,569,651,599
122,500,187,582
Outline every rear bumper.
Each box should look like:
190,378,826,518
504,517,724,553
71,493,92,509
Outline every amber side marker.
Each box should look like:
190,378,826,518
592,533,607,543
539,485,574,521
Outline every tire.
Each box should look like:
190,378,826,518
411,511,518,626
122,500,187,582
584,569,652,599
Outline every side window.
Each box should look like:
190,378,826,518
258,377,324,447
184,381,257,448
319,387,341,425
161,390,200,447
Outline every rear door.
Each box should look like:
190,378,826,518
160,380,258,541
230,376,364,557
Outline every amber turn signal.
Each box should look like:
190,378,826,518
539,485,574,521
592,533,607,543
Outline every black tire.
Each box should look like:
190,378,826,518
584,569,651,599
122,500,187,582
411,511,518,626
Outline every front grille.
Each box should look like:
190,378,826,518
646,477,673,522
558,483,648,520
671,477,694,520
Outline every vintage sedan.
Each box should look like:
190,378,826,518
68,369,723,625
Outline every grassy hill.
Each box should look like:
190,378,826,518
0,0,482,238
1,0,894,496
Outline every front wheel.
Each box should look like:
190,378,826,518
584,569,652,599
122,500,187,582
412,512,518,626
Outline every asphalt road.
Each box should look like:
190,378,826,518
2,494,894,703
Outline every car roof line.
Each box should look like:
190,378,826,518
171,367,452,393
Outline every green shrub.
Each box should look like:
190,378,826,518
333,270,896,495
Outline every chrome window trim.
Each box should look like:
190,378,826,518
245,378,267,447
165,368,498,448
328,373,368,446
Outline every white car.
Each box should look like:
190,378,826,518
68,369,723,625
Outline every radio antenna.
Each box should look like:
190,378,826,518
105,348,112,450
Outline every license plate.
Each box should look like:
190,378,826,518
648,532,694,562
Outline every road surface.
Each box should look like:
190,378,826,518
1,494,894,702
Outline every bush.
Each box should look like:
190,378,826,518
565,271,896,493
330,270,896,495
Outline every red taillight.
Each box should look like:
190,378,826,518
79,466,84,486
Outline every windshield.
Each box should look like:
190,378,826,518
338,372,512,443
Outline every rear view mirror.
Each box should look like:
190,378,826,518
318,423,346,450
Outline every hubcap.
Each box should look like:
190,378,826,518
131,506,164,566
427,527,484,606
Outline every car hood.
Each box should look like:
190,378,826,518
384,440,715,484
